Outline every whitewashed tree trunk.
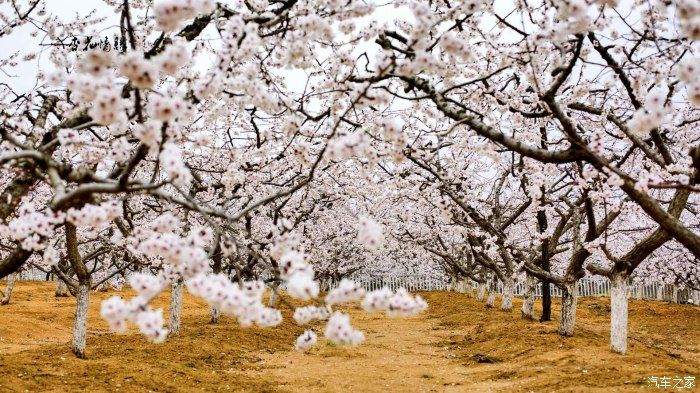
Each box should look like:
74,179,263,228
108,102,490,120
656,284,664,301
500,276,514,311
169,280,184,335
521,274,537,320
55,278,69,297
72,282,90,358
1,273,17,305
692,290,700,306
210,305,220,323
476,282,486,301
610,274,629,354
486,280,495,308
558,281,578,337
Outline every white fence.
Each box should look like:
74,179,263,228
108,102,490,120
326,275,699,305
7,268,699,305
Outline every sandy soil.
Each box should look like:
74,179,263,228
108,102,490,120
0,281,698,392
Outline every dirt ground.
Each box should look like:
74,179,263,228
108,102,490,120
0,282,698,392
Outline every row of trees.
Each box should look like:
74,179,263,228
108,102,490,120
1,0,698,358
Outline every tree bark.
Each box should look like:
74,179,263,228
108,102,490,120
610,274,629,354
500,275,514,311
169,280,184,335
485,279,495,308
476,282,486,301
521,273,537,319
55,278,69,297
210,305,221,323
1,272,17,305
558,281,578,336
72,281,90,358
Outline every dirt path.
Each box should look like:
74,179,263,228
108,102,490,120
246,307,483,393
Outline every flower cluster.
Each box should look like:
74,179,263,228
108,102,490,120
357,216,384,251
154,0,215,31
187,274,282,327
361,287,427,317
324,311,365,346
276,246,319,300
89,87,127,126
66,201,123,228
627,86,670,136
677,57,700,106
293,305,331,325
294,330,318,352
159,143,193,187
1,207,64,251
100,273,169,343
325,279,365,305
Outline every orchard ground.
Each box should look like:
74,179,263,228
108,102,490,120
0,282,698,392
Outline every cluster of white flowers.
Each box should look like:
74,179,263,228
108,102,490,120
118,51,158,89
187,274,282,327
80,48,114,76
293,305,331,325
89,87,127,126
324,311,365,346
677,57,700,106
41,245,61,267
440,33,472,61
100,273,169,343
357,216,384,251
361,287,427,317
627,86,670,136
294,330,318,352
327,132,368,160
159,143,192,186
1,207,64,251
66,201,122,228
155,40,190,75
386,288,429,317
677,0,700,40
132,120,163,148
154,0,215,31
360,287,393,312
325,278,365,305
149,94,189,123
274,244,320,300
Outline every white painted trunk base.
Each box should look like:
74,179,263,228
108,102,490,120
501,276,514,311
55,278,69,297
72,282,90,358
1,273,17,305
610,274,629,354
210,305,221,323
521,274,536,319
169,281,184,335
476,283,486,302
486,290,495,308
558,281,578,337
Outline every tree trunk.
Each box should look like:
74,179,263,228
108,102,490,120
610,274,629,354
558,281,578,336
476,282,486,301
55,278,69,297
169,280,184,335
521,273,537,320
210,305,221,323
1,272,17,305
72,282,90,358
268,288,278,307
485,279,495,308
500,276,514,311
